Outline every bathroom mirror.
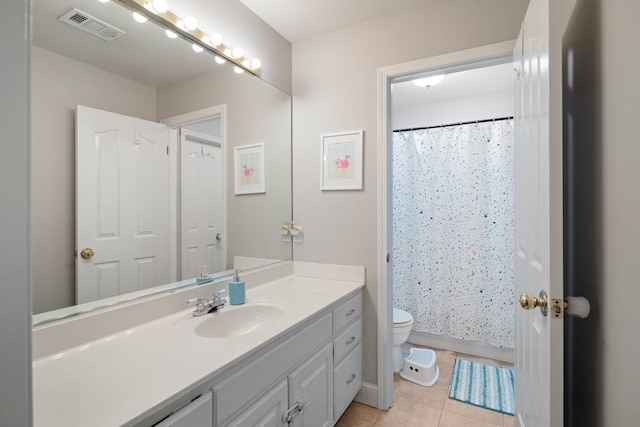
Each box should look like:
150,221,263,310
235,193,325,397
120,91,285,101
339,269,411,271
31,0,292,323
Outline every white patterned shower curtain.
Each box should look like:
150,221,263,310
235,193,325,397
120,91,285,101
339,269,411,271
392,120,515,348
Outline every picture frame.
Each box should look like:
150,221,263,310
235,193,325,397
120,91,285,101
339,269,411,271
234,143,266,195
320,130,364,190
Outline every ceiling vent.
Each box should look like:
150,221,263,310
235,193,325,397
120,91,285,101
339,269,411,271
58,8,126,42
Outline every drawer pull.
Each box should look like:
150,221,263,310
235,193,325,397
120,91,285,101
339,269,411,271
346,373,357,384
345,309,356,317
345,336,356,345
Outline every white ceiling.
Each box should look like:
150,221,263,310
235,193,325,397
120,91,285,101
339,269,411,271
392,63,514,110
237,0,434,42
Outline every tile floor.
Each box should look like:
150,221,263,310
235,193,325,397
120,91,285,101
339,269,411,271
336,347,515,427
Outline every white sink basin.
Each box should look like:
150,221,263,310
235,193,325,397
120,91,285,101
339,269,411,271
177,303,285,339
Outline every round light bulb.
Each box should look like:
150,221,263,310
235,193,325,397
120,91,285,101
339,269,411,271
412,75,446,88
214,56,226,65
250,58,261,69
165,29,177,39
152,0,168,13
232,47,243,59
210,33,222,46
184,16,198,30
132,12,148,23
233,66,244,74
98,0,110,3
192,44,204,53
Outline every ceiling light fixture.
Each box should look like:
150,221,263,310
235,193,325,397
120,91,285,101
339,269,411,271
165,29,177,39
413,75,446,88
192,43,203,53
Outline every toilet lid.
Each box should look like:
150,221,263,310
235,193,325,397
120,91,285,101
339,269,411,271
393,308,413,324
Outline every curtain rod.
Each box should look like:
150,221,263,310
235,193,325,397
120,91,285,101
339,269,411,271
393,116,514,133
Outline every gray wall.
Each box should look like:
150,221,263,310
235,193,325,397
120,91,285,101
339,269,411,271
291,0,529,386
0,0,32,425
597,0,640,423
31,46,157,314
157,67,292,273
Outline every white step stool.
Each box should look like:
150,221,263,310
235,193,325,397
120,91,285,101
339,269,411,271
400,348,439,387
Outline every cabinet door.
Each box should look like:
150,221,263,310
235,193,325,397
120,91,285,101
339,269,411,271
224,380,288,427
155,392,212,427
288,343,333,427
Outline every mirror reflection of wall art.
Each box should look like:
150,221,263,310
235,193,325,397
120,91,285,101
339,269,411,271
321,130,364,190
234,143,266,194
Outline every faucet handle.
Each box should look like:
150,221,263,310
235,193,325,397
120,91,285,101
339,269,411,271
187,296,205,305
187,296,209,316
213,289,226,299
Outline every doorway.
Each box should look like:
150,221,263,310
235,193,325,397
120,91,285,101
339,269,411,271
376,41,516,410
162,105,228,282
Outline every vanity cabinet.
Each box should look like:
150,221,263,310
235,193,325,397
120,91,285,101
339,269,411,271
149,290,362,427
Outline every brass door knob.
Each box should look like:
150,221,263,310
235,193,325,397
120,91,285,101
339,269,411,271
80,248,95,260
519,291,548,316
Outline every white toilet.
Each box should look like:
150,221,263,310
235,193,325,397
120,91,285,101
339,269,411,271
393,308,414,372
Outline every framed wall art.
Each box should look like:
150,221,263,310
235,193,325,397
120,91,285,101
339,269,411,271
320,130,363,190
234,143,266,195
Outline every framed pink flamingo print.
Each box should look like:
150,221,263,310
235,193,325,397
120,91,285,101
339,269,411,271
234,142,266,194
321,130,363,190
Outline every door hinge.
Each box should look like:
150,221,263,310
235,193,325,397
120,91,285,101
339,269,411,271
386,253,390,263
166,145,169,155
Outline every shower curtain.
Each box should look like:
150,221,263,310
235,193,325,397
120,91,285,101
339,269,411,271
392,120,515,348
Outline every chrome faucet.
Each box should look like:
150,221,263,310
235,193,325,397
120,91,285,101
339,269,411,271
187,290,227,317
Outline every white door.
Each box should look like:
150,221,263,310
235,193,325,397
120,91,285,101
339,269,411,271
513,0,563,426
76,105,170,303
180,130,224,279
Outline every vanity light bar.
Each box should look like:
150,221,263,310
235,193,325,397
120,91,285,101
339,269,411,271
112,0,261,76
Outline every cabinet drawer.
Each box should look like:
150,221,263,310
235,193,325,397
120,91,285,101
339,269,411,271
155,392,212,427
333,293,362,333
333,344,362,421
333,318,361,364
215,313,332,426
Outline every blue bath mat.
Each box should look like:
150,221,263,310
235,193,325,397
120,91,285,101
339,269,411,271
449,358,515,415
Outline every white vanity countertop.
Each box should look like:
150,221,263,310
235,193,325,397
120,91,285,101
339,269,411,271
32,274,363,427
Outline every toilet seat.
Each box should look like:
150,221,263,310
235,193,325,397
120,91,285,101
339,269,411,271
393,308,413,325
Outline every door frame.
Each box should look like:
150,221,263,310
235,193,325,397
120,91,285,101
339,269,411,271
161,105,227,281
375,40,516,410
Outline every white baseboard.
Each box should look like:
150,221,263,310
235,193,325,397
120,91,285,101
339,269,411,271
408,331,514,363
354,382,378,408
